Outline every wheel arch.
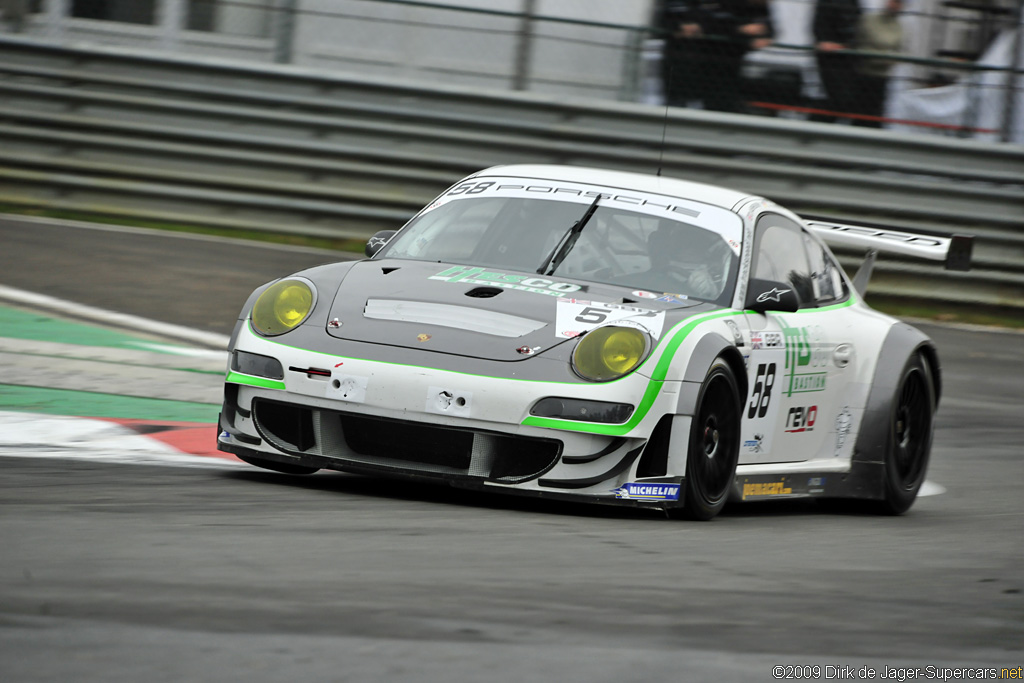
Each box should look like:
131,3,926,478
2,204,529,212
676,332,747,415
637,332,746,481
916,341,942,407
852,322,938,470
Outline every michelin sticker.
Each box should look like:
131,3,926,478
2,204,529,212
556,299,665,339
614,483,681,501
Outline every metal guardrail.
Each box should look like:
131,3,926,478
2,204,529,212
0,36,1022,309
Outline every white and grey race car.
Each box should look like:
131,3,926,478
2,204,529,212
217,164,972,519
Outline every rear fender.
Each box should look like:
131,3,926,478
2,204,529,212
841,323,938,500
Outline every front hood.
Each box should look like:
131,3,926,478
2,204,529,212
325,260,702,362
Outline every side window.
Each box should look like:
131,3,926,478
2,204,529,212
803,232,849,305
753,214,814,307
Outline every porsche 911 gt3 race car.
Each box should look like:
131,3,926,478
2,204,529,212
217,164,972,519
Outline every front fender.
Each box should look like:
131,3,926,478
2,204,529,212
673,332,747,416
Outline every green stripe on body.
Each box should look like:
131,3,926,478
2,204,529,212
522,309,743,435
237,297,858,436
225,371,286,391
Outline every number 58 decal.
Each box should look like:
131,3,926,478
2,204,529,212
748,362,776,419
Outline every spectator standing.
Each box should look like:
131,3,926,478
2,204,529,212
658,0,774,113
854,0,904,127
812,0,862,122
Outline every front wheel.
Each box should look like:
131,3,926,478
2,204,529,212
878,354,936,514
676,359,742,520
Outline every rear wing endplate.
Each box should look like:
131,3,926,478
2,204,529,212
804,219,973,272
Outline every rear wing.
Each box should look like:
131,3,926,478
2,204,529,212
803,218,974,296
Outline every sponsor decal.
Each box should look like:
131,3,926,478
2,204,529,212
742,479,792,499
655,294,689,305
416,333,431,342
835,406,853,456
724,319,744,347
614,482,681,501
743,432,765,453
808,477,826,493
555,299,665,339
632,290,658,299
763,332,784,348
785,405,818,433
419,199,445,213
430,266,582,297
366,234,390,251
778,317,828,396
756,287,791,303
750,331,783,350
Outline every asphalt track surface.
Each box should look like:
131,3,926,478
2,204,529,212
1,216,1022,682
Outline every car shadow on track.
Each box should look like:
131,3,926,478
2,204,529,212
217,469,882,521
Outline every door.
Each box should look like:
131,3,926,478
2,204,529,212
740,213,858,465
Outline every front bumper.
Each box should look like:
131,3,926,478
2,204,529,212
217,324,687,507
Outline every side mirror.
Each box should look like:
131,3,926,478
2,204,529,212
365,230,397,258
744,279,800,313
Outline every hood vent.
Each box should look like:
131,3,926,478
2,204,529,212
363,299,545,338
465,287,503,299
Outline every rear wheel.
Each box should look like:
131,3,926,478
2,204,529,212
236,453,319,475
879,354,936,514
676,360,742,520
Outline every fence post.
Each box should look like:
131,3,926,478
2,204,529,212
274,0,297,64
45,0,68,42
1000,1,1023,142
160,0,184,52
512,0,535,91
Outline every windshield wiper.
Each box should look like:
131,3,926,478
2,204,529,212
536,196,600,276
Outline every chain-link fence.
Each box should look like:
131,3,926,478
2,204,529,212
2,0,1021,142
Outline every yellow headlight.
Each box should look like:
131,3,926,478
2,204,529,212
251,279,314,336
572,326,648,381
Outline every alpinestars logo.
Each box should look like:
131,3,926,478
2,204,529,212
756,287,791,303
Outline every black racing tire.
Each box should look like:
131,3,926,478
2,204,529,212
236,453,320,475
878,353,936,515
675,359,742,521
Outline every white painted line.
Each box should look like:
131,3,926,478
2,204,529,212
0,411,246,470
918,480,947,497
0,284,231,350
128,341,228,360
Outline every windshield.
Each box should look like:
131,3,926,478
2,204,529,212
378,185,742,305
